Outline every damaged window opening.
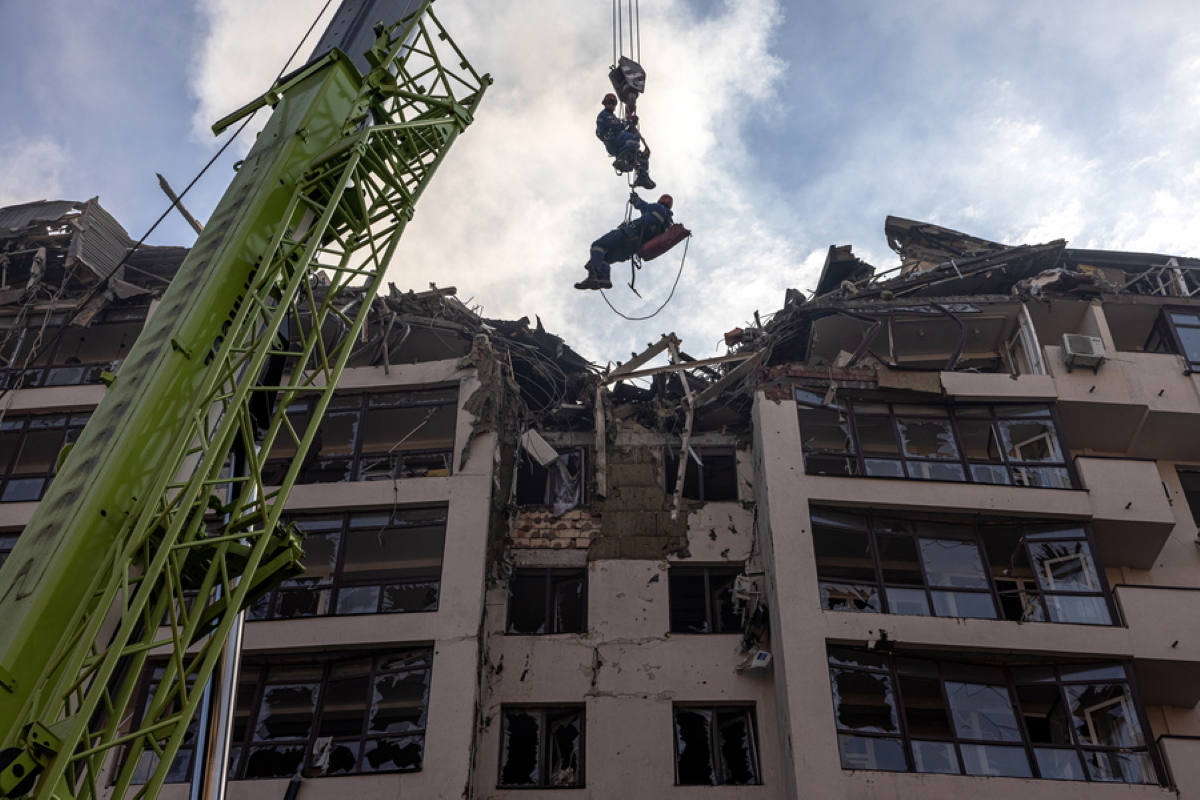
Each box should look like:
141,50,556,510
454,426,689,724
264,387,458,484
828,647,1161,784
669,566,743,634
498,706,584,788
0,305,149,389
0,412,89,502
506,568,587,635
664,446,738,502
1146,308,1200,371
797,394,1076,489
515,447,587,513
674,705,760,786
230,648,431,779
126,665,200,784
813,508,1114,625
249,507,446,620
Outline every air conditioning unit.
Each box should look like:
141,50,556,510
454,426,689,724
1061,333,1106,373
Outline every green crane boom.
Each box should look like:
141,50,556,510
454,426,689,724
0,3,488,798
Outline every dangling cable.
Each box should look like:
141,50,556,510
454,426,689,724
600,235,691,321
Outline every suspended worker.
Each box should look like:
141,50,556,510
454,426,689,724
595,94,655,190
575,191,674,291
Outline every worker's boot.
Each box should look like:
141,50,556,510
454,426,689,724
634,168,656,190
613,150,636,173
574,265,599,290
594,265,612,290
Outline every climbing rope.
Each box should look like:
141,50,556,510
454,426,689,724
600,234,691,321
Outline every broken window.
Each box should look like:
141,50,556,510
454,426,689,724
674,706,760,785
249,507,446,620
230,648,431,779
127,664,200,784
0,412,90,502
797,393,1075,489
1146,308,1200,371
515,447,586,512
506,568,586,635
828,647,1160,784
498,707,583,788
669,566,742,634
812,508,1114,625
264,387,457,484
664,446,739,502
0,304,149,389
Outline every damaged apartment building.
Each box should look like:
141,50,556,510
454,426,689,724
3,197,1200,799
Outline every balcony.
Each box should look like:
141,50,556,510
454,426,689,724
1114,584,1200,706
1075,457,1176,570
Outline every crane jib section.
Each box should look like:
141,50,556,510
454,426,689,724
0,5,489,799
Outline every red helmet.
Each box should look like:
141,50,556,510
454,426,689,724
602,93,618,106
658,194,673,209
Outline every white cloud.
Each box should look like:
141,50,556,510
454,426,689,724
0,140,69,207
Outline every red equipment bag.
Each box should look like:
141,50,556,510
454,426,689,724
639,223,691,261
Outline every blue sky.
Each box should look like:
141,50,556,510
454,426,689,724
4,1,1200,364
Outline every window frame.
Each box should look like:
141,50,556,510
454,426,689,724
264,387,458,485
229,647,433,780
672,704,761,786
797,392,1078,489
505,567,588,635
0,305,150,389
249,507,447,621
827,647,1163,785
0,411,90,502
1146,307,1200,372
812,508,1116,626
668,565,744,635
515,446,588,508
497,705,585,788
664,445,739,502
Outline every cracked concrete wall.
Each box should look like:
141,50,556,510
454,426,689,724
589,443,689,560
478,500,775,797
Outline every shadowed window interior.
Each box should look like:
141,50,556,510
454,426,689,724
796,391,1075,489
674,705,760,785
0,411,90,502
498,706,583,788
0,531,17,566
127,665,199,784
249,507,446,620
506,567,586,635
230,648,432,780
1177,469,1200,534
515,447,586,511
828,647,1160,784
1146,308,1200,371
813,507,1113,626
669,566,743,634
0,304,149,389
665,445,738,502
264,387,457,484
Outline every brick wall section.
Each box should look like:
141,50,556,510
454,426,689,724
589,444,688,559
510,508,598,549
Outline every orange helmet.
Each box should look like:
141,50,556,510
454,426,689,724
658,194,673,209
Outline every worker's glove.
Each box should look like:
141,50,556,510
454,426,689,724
630,191,639,201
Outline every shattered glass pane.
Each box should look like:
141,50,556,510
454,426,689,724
896,417,959,459
820,581,880,612
360,736,423,772
370,670,429,733
255,684,317,741
325,741,360,775
1066,683,1142,747
1083,749,1154,783
552,575,586,633
548,710,582,787
946,682,1021,742
830,669,898,733
244,744,305,778
1029,541,1099,592
827,647,889,670
381,581,440,613
1034,747,1085,781
675,709,715,785
797,405,853,453
717,712,759,784
911,740,957,774
501,711,541,785
864,458,904,477
918,538,988,589
1044,594,1111,625
1000,420,1063,463
274,586,329,618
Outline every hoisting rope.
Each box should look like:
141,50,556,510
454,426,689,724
612,0,641,68
600,234,690,321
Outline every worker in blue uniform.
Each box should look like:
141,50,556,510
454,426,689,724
576,192,674,290
595,95,656,190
